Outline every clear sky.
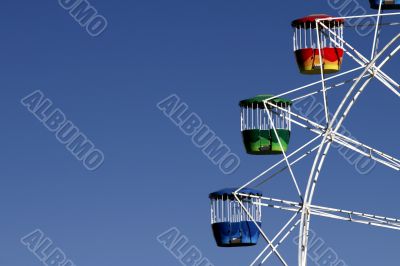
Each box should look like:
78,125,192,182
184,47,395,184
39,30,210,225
1,0,399,265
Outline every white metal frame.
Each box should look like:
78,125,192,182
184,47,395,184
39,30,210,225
231,6,400,266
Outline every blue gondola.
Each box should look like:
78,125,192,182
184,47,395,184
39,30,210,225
209,188,262,247
370,0,400,9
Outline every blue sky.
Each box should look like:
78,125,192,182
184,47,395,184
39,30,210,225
1,0,399,265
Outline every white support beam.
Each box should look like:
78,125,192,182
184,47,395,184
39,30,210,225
251,197,400,231
233,193,288,266
251,213,300,266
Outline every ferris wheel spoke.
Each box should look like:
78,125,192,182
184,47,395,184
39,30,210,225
333,132,400,164
298,208,312,266
311,204,400,224
259,219,302,265
309,206,400,231
374,72,400,97
233,194,289,266
268,101,326,134
316,23,330,125
332,136,400,170
235,135,322,195
245,194,302,208
250,195,400,231
371,0,384,60
373,44,400,95
318,11,400,22
377,41,400,69
291,72,370,102
265,107,304,202
250,212,301,266
309,210,400,231
261,66,364,107
334,139,400,170
373,22,383,58
255,141,326,188
244,195,400,231
374,43,400,97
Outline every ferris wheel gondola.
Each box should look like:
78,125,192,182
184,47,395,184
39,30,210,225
292,14,345,75
209,188,262,247
239,95,292,155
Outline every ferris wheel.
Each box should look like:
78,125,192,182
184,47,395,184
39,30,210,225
208,1,400,265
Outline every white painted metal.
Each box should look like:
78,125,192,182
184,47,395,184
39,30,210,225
315,22,330,125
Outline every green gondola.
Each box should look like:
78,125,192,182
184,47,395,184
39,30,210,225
239,95,292,155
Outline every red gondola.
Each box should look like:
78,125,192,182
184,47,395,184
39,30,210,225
292,14,345,75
